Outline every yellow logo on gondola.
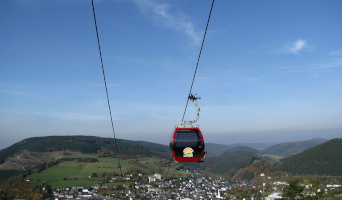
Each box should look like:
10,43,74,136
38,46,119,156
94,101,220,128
183,147,194,157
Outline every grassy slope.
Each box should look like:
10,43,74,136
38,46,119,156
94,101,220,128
26,155,188,188
27,158,137,180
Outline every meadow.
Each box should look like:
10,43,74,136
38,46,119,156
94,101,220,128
27,155,189,188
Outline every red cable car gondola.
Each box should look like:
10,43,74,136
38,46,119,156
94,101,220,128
170,93,206,162
170,127,205,162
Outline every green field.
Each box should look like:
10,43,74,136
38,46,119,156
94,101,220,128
102,182,134,186
139,157,159,170
48,181,99,188
54,154,97,159
27,158,136,180
27,156,189,188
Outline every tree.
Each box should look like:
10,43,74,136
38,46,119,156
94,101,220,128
242,171,254,181
307,178,323,200
282,179,304,199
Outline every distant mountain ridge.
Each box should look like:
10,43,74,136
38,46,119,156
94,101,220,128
262,138,327,157
205,138,342,177
228,143,277,151
206,138,326,158
205,143,232,157
205,142,278,157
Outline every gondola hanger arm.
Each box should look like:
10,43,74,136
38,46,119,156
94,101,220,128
180,93,201,127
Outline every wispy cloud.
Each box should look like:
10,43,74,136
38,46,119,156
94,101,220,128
265,39,314,54
330,49,342,56
59,113,110,124
132,0,201,44
288,39,307,54
0,90,25,95
0,120,13,125
278,59,342,74
198,76,214,80
13,0,101,5
310,59,342,69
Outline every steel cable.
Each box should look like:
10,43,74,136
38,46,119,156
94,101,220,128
91,0,123,177
166,0,215,179
181,0,215,122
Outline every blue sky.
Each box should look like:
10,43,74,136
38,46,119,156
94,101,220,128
1,0,342,149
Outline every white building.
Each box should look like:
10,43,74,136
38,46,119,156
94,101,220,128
148,176,156,183
265,191,282,200
154,173,161,180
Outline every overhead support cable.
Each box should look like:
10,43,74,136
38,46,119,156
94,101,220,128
166,0,215,179
91,0,123,177
181,0,215,122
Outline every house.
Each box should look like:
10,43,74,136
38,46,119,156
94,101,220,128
149,173,161,182
265,191,282,200
154,173,161,180
148,176,156,183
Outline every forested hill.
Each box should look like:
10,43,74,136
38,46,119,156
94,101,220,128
217,146,260,159
281,138,342,176
205,143,232,157
262,138,327,157
0,136,170,165
209,154,258,175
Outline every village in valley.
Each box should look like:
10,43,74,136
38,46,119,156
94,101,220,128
29,170,341,200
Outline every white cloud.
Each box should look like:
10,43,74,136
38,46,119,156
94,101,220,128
132,0,201,44
265,39,313,54
288,39,307,54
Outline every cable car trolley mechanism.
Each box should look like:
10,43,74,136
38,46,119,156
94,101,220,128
170,93,206,163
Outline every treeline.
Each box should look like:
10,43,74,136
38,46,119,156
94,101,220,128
0,170,22,180
127,160,147,169
0,175,52,199
281,138,342,176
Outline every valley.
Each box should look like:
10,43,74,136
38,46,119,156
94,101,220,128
0,136,341,199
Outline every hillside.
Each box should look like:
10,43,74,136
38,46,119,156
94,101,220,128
209,154,258,176
217,146,260,159
205,143,232,157
200,143,272,157
229,143,276,151
262,138,327,157
0,136,170,175
1,136,341,181
280,138,342,176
